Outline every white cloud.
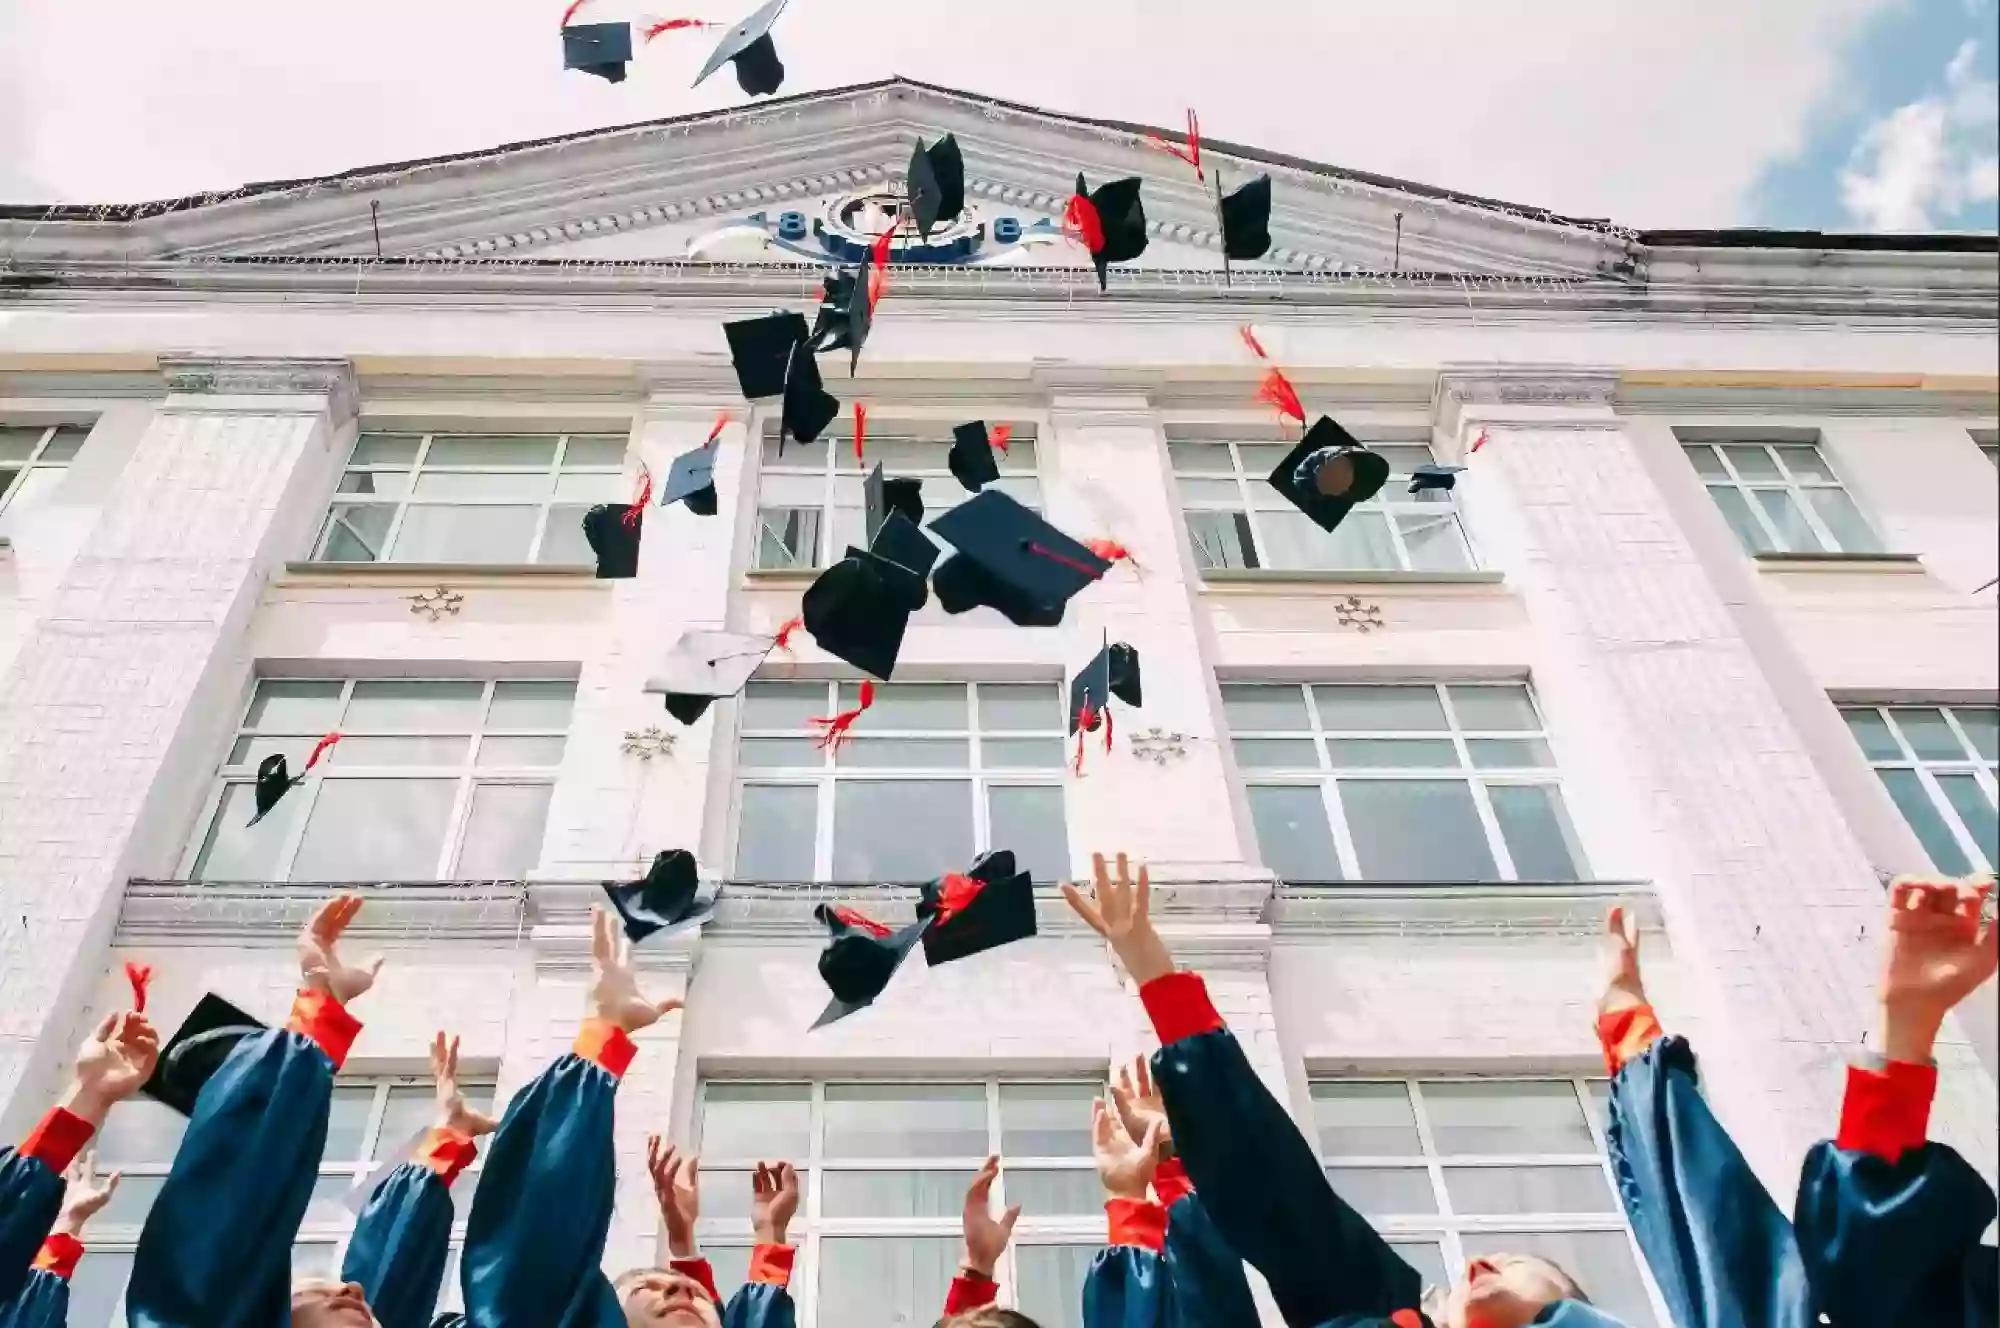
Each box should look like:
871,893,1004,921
1840,37,1999,230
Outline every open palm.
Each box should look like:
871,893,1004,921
1884,879,1998,1016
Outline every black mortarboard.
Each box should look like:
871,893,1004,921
603,849,714,943
582,504,642,578
1072,173,1149,291
1218,174,1273,261
801,539,926,680
908,135,966,240
1068,640,1142,735
806,267,872,376
724,312,811,400
248,734,341,827
1266,417,1390,534
694,0,789,96
948,422,1003,493
781,340,840,449
143,992,268,1117
919,851,1037,966
927,490,1111,627
661,447,719,516
1408,463,1465,495
864,463,925,543
562,21,633,82
812,904,932,1028
645,629,778,724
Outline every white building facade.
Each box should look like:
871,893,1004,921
0,80,1995,1328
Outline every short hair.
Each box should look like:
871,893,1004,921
935,1311,1043,1328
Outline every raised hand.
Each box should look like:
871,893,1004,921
430,1032,497,1138
960,1154,1021,1279
1060,852,1175,984
1881,878,1998,1063
589,905,684,1033
1597,905,1648,1017
297,894,383,1004
647,1136,700,1258
1109,1055,1173,1162
66,1010,161,1126
1092,1095,1163,1201
54,1151,121,1238
751,1160,800,1246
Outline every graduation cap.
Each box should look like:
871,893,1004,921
645,629,780,724
562,21,633,82
725,312,812,400
1408,463,1465,495
582,504,642,578
907,135,965,240
948,422,1004,494
1068,638,1141,773
919,851,1037,966
694,0,789,96
781,340,841,449
661,447,719,516
142,992,267,1117
1066,173,1149,292
806,267,872,377
928,490,1111,628
248,734,341,827
812,903,931,1028
1217,173,1273,262
603,849,715,942
800,529,932,680
864,462,925,543
1266,417,1391,534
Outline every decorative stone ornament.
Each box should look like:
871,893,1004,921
1333,595,1385,633
405,587,464,621
621,726,677,760
1126,727,1191,767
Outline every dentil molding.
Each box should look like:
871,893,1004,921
158,356,359,422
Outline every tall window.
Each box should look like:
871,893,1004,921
1682,440,1879,555
0,423,88,533
1842,704,1997,875
1224,683,1586,883
1171,439,1472,574
694,1079,1103,1328
1311,1076,1660,1327
734,682,1069,884
753,425,1041,571
187,678,575,882
68,1073,495,1327
312,431,630,566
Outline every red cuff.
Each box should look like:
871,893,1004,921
1836,1058,1939,1163
669,1257,721,1303
1139,972,1224,1046
1595,1003,1664,1076
1106,1197,1168,1253
415,1127,479,1185
748,1242,796,1288
31,1233,83,1281
20,1108,94,1172
945,1271,999,1313
286,989,363,1071
1153,1155,1193,1207
573,1019,637,1080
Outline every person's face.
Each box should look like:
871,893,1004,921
290,1279,377,1328
618,1271,722,1328
1446,1254,1574,1328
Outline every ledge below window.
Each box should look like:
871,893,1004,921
744,567,819,588
1272,879,1659,935
1202,569,1505,586
1752,551,1925,574
279,561,602,585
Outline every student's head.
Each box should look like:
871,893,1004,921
614,1268,722,1328
936,1311,1042,1328
289,1279,377,1328
1424,1254,1589,1328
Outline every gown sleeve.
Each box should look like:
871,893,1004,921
1793,1057,1999,1328
340,1129,479,1328
458,1019,632,1328
0,1235,83,1328
720,1245,797,1328
0,1110,92,1304
1599,1009,1815,1328
1083,1197,1174,1328
1159,1165,1260,1328
1082,1171,1261,1328
1141,972,1421,1327
125,989,361,1328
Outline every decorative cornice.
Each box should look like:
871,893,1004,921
118,882,528,944
1433,366,1621,440
158,356,358,421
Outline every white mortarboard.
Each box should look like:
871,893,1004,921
643,630,779,725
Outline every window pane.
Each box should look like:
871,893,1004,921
700,1084,811,1160
1421,1081,1593,1154
1236,443,1293,475
538,506,598,565
1682,444,1726,477
820,1169,970,1218
352,434,421,464
1708,486,1774,553
1443,1165,1617,1214
1233,738,1320,768
736,785,818,880
388,504,539,563
1311,1082,1419,1156
66,1251,134,1328
1374,445,1434,475
980,684,1061,731
424,435,558,466
1179,478,1245,504
1936,774,1997,867
740,738,824,768
1186,511,1258,570
1220,684,1309,731
1753,488,1819,552
756,508,820,569
455,784,553,878
1005,1170,1102,1216
1169,443,1232,474
247,680,344,731
1447,685,1539,732
1842,708,1901,760
556,435,625,467
836,738,970,768
984,738,1066,768
1314,685,1447,731
1461,1231,1657,1328
697,1168,812,1222
850,684,966,730
1387,1240,1447,1295
1467,739,1555,768
1803,488,1878,553
318,504,395,561
1952,708,1998,760
291,1244,340,1279
1775,444,1836,481
0,427,44,461
1015,1244,1093,1328
346,681,484,730
336,470,408,497
192,784,300,881
1327,739,1460,768
324,1084,379,1160
1327,1166,1437,1216
1000,1083,1098,1156
93,1098,188,1166
374,1083,492,1161
743,682,830,729
1722,444,1780,479
1341,780,1497,881
1247,785,1342,881
1889,708,1965,759
1260,509,1394,571
988,784,1069,883
832,781,972,881
291,779,457,879
93,1172,168,1225
1877,770,1974,875
489,680,576,729
329,735,470,766
1489,784,1585,881
1398,512,1473,571
824,1084,986,1158
411,471,550,500
817,1237,961,1328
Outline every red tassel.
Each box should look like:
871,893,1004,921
301,732,342,773
624,465,652,527
811,680,875,752
1144,109,1203,181
1073,727,1087,777
934,873,985,927
1256,368,1306,426
1085,538,1133,566
990,423,1013,455
705,412,731,448
773,616,804,651
1026,542,1108,580
641,17,718,40
1470,428,1490,454
1063,193,1106,255
867,227,895,313
559,0,590,26
831,906,893,940
124,961,152,1013
853,403,867,464
1104,705,1114,754
1239,325,1269,360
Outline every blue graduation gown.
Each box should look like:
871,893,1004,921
341,1162,457,1328
1082,1187,1261,1328
0,1138,68,1303
721,1282,797,1328
0,1269,66,1328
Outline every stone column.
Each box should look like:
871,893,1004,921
0,359,356,1133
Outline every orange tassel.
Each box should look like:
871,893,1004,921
624,465,652,527
934,873,984,926
1086,538,1132,565
124,961,152,1013
1470,428,1490,454
990,423,1013,455
811,680,875,752
831,906,892,940
1257,368,1305,426
1239,324,1269,360
1063,193,1105,254
773,616,804,651
853,403,867,464
301,732,341,773
868,228,894,313
1144,109,1203,181
705,412,731,447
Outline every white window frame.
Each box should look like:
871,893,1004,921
1841,703,1998,875
1682,438,1879,555
1973,430,1998,469
1227,682,1586,883
693,1076,1104,1326
311,430,632,566
731,681,1069,882
0,422,88,520
1170,437,1474,574
180,677,575,882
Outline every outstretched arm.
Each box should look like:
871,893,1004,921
942,1154,1019,1317
1081,1093,1176,1328
720,1163,801,1328
0,1152,122,1328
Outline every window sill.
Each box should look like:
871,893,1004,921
1271,879,1660,935
280,561,602,584
744,567,820,587
1201,569,1504,586
1752,552,1925,574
